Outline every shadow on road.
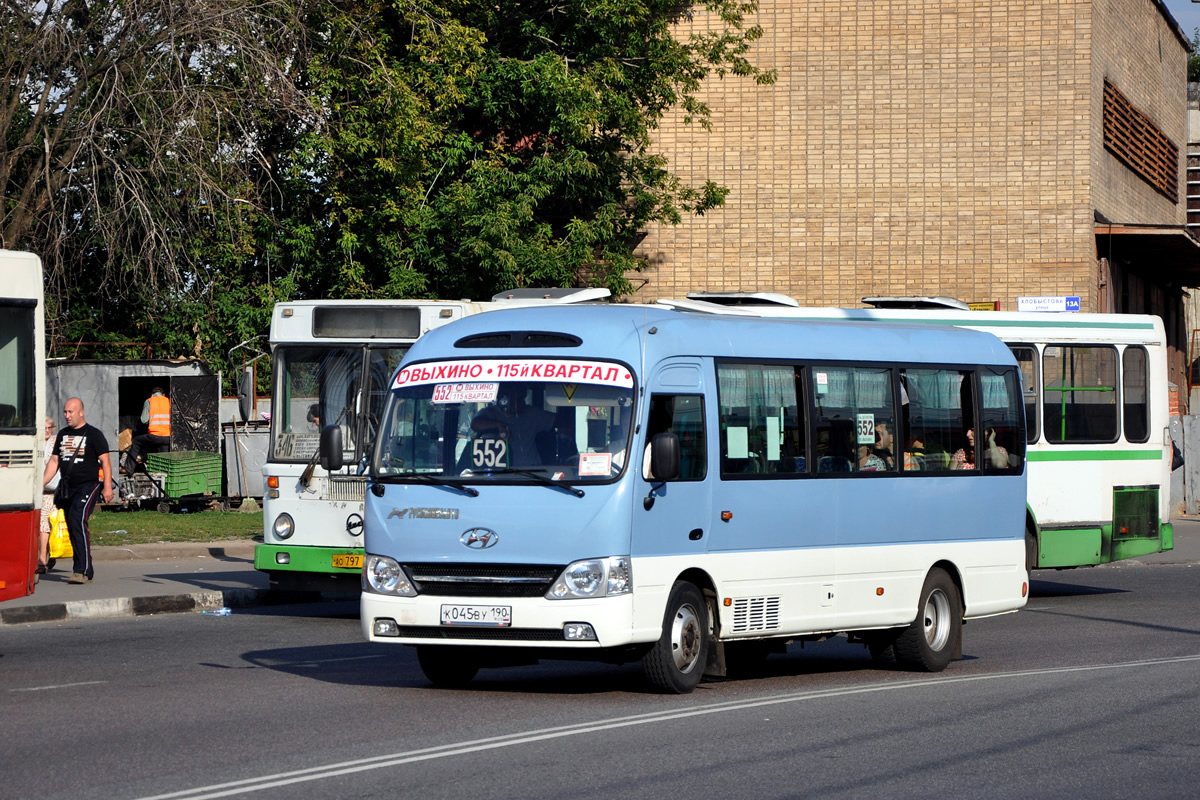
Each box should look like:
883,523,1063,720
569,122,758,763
1029,578,1128,599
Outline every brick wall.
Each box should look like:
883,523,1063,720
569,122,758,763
1091,0,1188,225
633,0,1189,312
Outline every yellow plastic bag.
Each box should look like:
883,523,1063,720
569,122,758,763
48,509,72,559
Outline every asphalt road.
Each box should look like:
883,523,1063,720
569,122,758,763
2,564,1198,800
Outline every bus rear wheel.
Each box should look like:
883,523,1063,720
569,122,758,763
894,567,961,672
642,581,708,694
416,645,479,688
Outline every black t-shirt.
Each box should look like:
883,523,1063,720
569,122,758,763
53,423,110,491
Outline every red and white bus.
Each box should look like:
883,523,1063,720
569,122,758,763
0,250,45,601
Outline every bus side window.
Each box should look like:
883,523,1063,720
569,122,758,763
716,362,805,477
1044,345,1118,443
646,394,707,481
1009,345,1039,444
901,368,971,472
811,366,894,474
981,367,1025,472
1123,346,1149,443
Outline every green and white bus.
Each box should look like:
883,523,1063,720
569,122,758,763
256,289,608,592
665,294,1173,573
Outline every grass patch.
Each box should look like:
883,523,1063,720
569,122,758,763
89,509,263,547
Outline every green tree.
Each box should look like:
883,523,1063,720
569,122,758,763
5,0,772,386
2,0,312,384
289,0,775,300
1191,30,1200,83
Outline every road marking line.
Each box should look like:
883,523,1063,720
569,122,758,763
10,680,108,692
136,653,1200,800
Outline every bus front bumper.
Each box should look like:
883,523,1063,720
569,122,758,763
361,592,641,649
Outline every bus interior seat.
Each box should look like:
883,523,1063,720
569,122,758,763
818,456,852,472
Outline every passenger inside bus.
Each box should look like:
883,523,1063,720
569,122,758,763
951,427,1009,470
857,443,887,471
873,421,897,470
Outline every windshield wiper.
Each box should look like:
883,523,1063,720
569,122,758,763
374,473,479,497
465,467,585,498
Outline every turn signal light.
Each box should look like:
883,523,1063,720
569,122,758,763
267,476,279,489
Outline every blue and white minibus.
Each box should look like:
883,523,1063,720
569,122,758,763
349,304,1029,693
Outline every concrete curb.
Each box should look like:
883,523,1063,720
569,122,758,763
0,587,269,625
91,542,257,561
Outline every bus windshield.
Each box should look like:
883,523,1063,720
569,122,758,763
375,357,636,482
0,303,36,431
271,345,407,465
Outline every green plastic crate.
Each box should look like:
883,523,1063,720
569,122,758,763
145,450,222,499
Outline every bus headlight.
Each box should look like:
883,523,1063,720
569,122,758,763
272,513,294,540
547,556,632,599
364,555,416,596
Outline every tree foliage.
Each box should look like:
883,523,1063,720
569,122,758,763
1191,30,1200,83
2,0,312,373
3,0,772,384
293,0,774,301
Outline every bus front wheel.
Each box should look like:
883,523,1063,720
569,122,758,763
416,645,479,688
642,581,708,694
894,567,961,672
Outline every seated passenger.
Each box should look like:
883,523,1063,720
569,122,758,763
951,427,1008,470
873,421,897,470
857,443,887,472
903,434,926,471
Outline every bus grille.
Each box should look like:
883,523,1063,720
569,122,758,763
405,563,562,597
0,450,34,467
1112,487,1159,540
731,596,781,633
395,625,565,641
327,477,366,502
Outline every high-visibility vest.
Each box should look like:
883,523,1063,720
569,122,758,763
148,395,171,436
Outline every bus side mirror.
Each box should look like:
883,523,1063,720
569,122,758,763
650,432,680,481
236,368,254,422
320,424,344,471
643,433,680,511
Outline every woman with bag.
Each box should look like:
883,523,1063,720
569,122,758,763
38,416,60,574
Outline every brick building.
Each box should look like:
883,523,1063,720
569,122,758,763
633,0,1200,401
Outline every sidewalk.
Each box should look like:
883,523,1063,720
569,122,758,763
0,541,347,626
4,520,1199,626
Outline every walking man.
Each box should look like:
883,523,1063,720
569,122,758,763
43,397,114,584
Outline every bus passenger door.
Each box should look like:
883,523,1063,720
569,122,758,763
632,361,713,590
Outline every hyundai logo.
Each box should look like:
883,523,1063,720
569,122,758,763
460,528,499,549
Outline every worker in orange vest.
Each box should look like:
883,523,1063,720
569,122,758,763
124,387,171,474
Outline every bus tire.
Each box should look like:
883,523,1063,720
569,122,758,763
416,645,479,688
642,581,708,694
894,567,961,672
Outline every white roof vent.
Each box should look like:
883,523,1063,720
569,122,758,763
861,296,970,310
490,288,611,303
684,291,800,307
